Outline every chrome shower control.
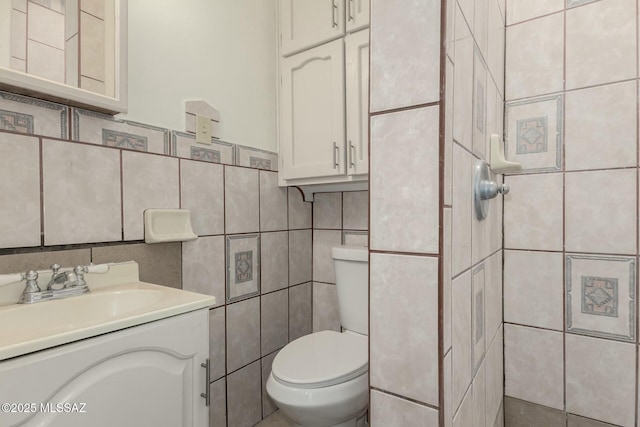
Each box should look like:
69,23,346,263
474,160,508,221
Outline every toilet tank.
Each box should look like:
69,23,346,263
332,245,368,335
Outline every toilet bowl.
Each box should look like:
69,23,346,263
266,331,368,427
266,245,369,427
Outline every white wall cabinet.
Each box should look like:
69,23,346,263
280,40,346,181
345,29,369,176
0,310,209,427
280,0,345,57
346,0,370,33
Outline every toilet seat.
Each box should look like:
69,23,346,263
272,330,368,389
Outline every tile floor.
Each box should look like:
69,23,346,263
255,411,293,427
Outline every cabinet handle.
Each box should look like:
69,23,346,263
333,142,340,169
349,141,356,168
332,0,338,28
200,358,211,406
348,0,354,22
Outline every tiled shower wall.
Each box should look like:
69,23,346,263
311,191,369,333
502,0,640,426
0,90,311,427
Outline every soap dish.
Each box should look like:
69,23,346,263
144,209,198,244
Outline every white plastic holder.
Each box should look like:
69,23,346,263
490,134,522,174
144,209,198,244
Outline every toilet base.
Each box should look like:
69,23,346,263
284,409,367,427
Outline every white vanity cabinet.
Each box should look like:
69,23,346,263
280,0,346,57
346,0,370,33
0,309,210,427
345,29,370,176
280,39,346,181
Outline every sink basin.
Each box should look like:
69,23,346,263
0,278,216,361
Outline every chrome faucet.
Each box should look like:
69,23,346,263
0,264,110,304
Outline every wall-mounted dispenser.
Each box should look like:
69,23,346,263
474,160,509,221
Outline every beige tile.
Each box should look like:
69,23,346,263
504,324,563,410
474,0,489,61
566,0,636,90
0,249,90,275
504,250,563,330
503,397,565,427
444,351,453,426
370,390,439,427
567,414,618,427
505,13,563,100
256,410,293,427
312,282,340,332
261,350,279,418
312,230,342,283
452,270,472,411
171,131,234,164
288,187,311,229
122,151,179,241
182,236,225,306
12,0,26,13
506,0,563,25
458,0,475,33
484,251,503,346
80,76,105,95
343,231,368,247
260,171,288,232
444,208,452,352
487,0,505,94
486,328,504,427
566,169,636,254
91,243,182,288
371,253,439,406
504,173,563,251
180,159,224,236
28,2,64,49
370,0,441,111
453,386,473,427
226,296,260,373
289,230,312,286
65,0,78,38
566,254,636,341
209,377,226,427
42,139,120,245
289,282,312,342
0,133,40,248
80,11,105,82
565,81,637,170
225,166,259,234
209,307,226,382
452,144,472,275
0,92,68,138
472,49,488,159
72,109,170,154
261,231,289,294
227,360,262,427
472,361,487,427
453,4,474,150
472,265,485,373
11,9,26,60
370,107,440,253
566,334,635,426
445,59,454,207
81,0,105,18
313,192,342,229
10,57,26,73
261,289,288,356
65,35,79,87
343,191,368,230
27,40,64,83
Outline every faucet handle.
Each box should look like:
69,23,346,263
50,264,61,274
23,270,41,293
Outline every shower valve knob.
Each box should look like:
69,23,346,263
479,181,509,200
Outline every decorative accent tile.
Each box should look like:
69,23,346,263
342,230,368,247
235,145,278,171
226,234,260,302
472,264,485,373
102,129,148,151
505,95,562,173
473,47,487,158
171,131,234,164
0,110,33,133
72,109,169,154
566,254,636,342
0,91,68,138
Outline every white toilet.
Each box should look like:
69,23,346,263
266,245,369,427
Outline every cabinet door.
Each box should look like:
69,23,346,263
346,29,369,176
280,39,346,181
346,0,370,33
280,0,345,57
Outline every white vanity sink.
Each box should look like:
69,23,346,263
0,262,216,361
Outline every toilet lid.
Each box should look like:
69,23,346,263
272,330,368,389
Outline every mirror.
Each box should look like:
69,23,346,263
0,0,127,113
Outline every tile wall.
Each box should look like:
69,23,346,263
311,191,369,333
0,90,310,427
444,0,506,426
503,0,639,426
